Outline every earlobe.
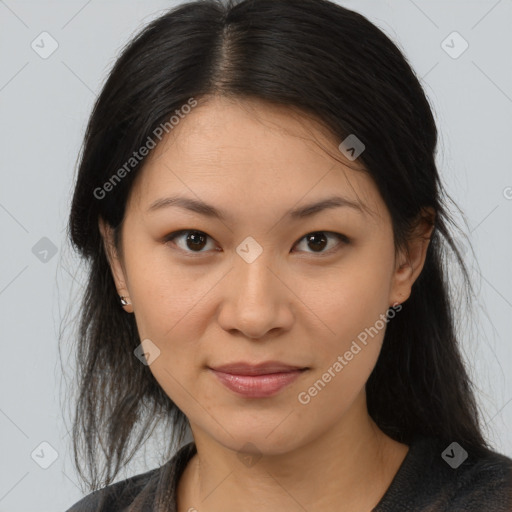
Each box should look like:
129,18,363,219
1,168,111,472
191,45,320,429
389,260,415,305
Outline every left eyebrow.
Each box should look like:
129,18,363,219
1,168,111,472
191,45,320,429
146,194,368,221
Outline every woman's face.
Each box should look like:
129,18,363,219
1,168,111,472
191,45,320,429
100,96,429,455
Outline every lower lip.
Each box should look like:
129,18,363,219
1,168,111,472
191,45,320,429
210,369,306,398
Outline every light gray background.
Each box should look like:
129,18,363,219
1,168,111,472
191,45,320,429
0,1,511,510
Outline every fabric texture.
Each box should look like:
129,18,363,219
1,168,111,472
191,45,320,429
65,434,512,511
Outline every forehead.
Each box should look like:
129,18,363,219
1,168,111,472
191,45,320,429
127,96,385,223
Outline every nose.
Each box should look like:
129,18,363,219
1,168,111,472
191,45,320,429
216,250,294,340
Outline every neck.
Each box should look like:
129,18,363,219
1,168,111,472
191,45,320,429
177,393,409,512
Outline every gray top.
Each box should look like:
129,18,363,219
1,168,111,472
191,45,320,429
66,435,512,511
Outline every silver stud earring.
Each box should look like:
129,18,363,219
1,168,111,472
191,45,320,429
120,296,131,306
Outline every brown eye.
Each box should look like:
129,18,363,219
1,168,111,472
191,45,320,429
164,230,215,253
164,229,349,256
294,231,349,255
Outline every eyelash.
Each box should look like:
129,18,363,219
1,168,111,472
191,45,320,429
163,230,350,257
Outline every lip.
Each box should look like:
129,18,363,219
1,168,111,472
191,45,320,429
210,361,307,376
208,361,308,398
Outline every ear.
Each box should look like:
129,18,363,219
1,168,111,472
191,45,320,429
98,216,133,313
389,208,435,306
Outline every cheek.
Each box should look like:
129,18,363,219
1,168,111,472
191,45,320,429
123,247,212,408
296,255,393,402
296,275,390,417
125,242,210,334
306,260,393,349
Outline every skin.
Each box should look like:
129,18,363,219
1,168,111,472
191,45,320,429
99,95,434,512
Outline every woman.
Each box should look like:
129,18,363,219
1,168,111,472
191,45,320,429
64,0,512,510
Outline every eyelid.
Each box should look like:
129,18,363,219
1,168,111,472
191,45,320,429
164,230,349,255
292,232,349,257
163,230,219,256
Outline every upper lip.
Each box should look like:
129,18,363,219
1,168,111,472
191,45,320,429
210,361,307,376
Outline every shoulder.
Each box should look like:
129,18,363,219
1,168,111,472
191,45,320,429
64,465,162,512
411,435,512,511
376,435,512,511
448,445,512,511
64,441,197,512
